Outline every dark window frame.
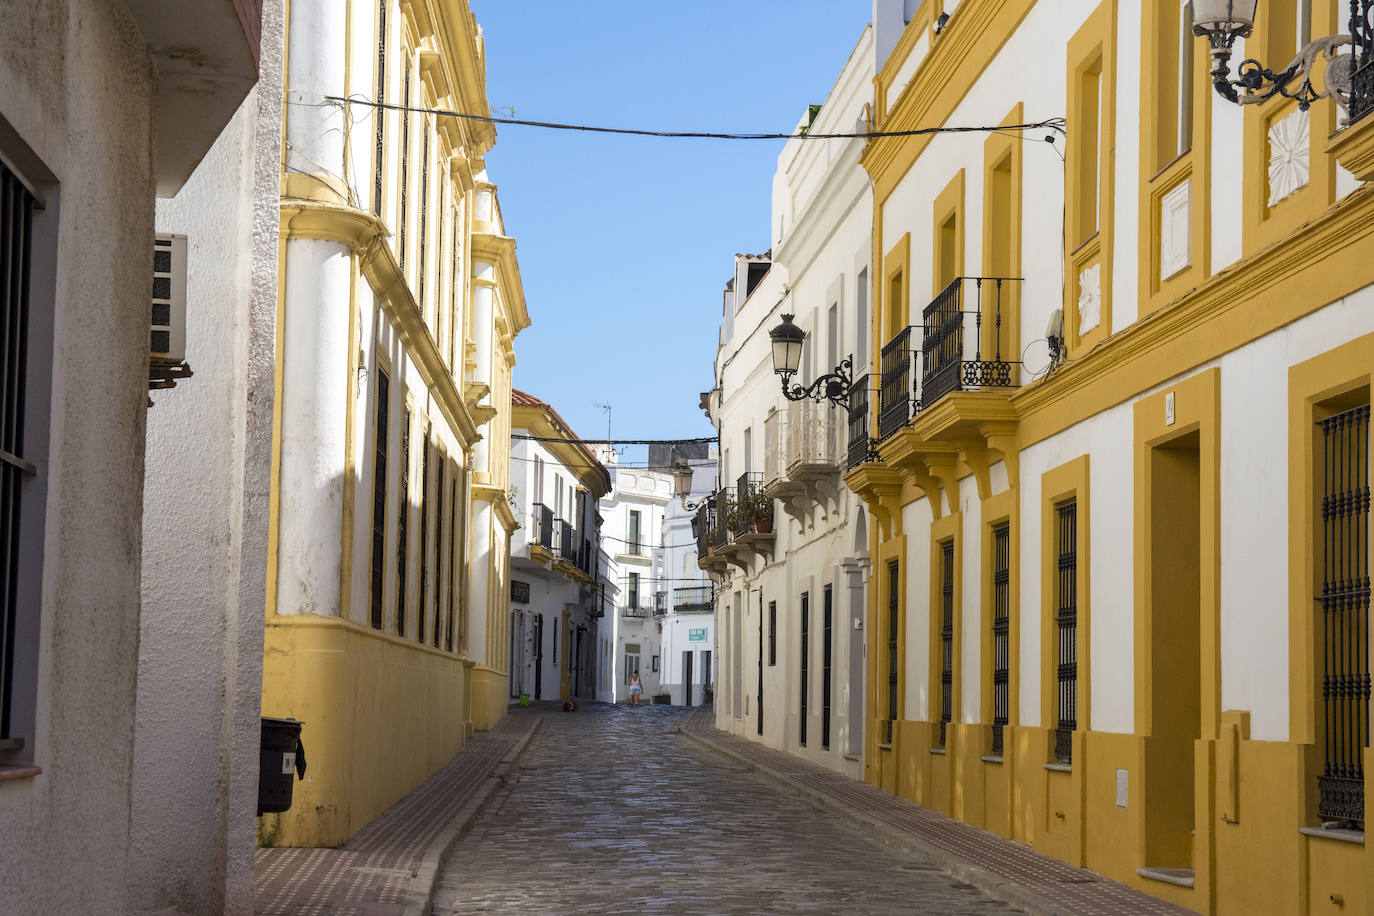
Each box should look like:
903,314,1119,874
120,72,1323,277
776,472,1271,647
1054,500,1078,764
991,523,1010,756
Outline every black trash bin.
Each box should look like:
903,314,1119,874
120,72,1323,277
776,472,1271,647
258,717,306,816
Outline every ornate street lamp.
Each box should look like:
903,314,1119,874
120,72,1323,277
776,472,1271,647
767,313,854,411
673,459,708,512
1189,0,1369,117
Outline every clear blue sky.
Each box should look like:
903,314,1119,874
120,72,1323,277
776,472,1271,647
470,1,871,466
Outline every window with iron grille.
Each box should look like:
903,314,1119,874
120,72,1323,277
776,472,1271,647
991,523,1010,756
1317,403,1371,824
887,561,899,744
800,591,810,747
373,0,386,216
822,585,833,750
768,601,776,666
447,470,456,651
938,541,954,748
434,448,444,649
418,116,430,314
369,370,389,630
396,407,411,635
1055,500,1078,763
418,430,431,643
398,55,411,269
0,161,39,746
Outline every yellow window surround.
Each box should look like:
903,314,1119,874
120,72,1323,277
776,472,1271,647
929,513,963,746
1040,455,1090,757
1065,1,1116,358
982,106,1023,382
932,170,965,299
1138,0,1213,317
979,488,1018,738
1241,0,1341,255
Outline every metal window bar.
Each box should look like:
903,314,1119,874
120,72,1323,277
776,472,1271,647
373,0,386,216
369,371,389,630
992,523,1011,756
921,277,1020,408
939,541,954,747
532,503,553,550
878,326,916,441
823,586,833,750
418,117,430,313
733,473,765,537
399,60,411,268
768,600,777,666
396,408,411,636
673,585,715,613
0,166,33,738
418,435,430,643
1350,0,1374,123
800,592,810,746
556,518,575,561
447,476,456,651
1318,403,1371,822
847,375,875,470
887,561,899,744
1055,500,1078,763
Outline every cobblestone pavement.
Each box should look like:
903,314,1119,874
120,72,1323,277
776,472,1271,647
432,704,1019,915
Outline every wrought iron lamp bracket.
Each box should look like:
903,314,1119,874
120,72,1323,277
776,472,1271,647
779,356,855,412
1203,29,1354,113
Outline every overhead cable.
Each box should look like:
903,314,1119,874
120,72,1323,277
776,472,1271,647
325,95,1067,142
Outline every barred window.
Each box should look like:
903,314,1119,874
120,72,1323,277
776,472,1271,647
396,407,411,635
938,541,954,748
418,431,431,645
398,54,412,269
768,601,776,666
799,592,810,747
372,0,386,216
369,370,389,630
0,160,39,746
1055,500,1078,764
822,585,833,750
446,469,457,652
886,561,899,744
1316,403,1370,824
418,116,430,314
991,523,1010,756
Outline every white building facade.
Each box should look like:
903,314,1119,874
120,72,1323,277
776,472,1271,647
704,26,875,778
656,445,718,707
596,450,672,703
509,391,608,704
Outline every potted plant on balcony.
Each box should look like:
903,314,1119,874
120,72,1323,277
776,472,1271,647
745,486,774,535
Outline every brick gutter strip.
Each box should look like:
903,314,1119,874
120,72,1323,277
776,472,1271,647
401,717,542,916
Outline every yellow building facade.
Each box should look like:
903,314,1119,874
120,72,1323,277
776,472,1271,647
848,1,1374,912
260,0,527,847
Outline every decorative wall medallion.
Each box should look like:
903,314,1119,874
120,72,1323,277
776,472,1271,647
1077,262,1101,335
1267,108,1310,207
1160,179,1191,281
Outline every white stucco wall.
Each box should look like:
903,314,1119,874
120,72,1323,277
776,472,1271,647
131,2,283,911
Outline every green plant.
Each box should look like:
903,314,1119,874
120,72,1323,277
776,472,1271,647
741,486,774,524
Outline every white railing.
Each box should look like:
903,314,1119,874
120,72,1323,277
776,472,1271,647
786,400,841,470
763,409,787,486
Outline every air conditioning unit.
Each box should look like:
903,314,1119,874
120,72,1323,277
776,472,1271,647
149,233,191,394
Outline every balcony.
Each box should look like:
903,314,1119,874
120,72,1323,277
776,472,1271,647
552,518,592,584
529,503,555,561
765,401,844,524
847,374,876,470
672,585,715,614
864,277,1024,517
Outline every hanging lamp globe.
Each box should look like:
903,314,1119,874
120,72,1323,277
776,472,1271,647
1189,0,1257,41
768,313,805,377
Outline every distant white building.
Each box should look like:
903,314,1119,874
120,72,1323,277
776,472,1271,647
660,446,718,707
509,390,609,703
595,448,672,703
702,25,875,776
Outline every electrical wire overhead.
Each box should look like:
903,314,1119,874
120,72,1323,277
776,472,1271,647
326,95,1066,143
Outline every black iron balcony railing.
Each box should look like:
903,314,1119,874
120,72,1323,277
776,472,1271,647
847,374,876,470
554,518,576,562
733,473,766,537
694,497,714,557
921,277,1020,408
532,503,554,550
673,585,715,613
581,538,593,574
879,326,918,441
1352,9,1374,122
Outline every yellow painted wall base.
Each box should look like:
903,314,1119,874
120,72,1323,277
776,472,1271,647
864,718,1374,915
258,615,470,848
470,665,509,731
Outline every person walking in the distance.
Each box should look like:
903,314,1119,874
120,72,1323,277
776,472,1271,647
628,670,643,705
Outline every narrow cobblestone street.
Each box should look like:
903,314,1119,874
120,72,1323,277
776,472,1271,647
433,704,1019,915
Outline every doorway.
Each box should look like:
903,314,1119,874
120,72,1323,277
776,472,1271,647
533,613,544,700
1144,430,1201,870
684,650,694,706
